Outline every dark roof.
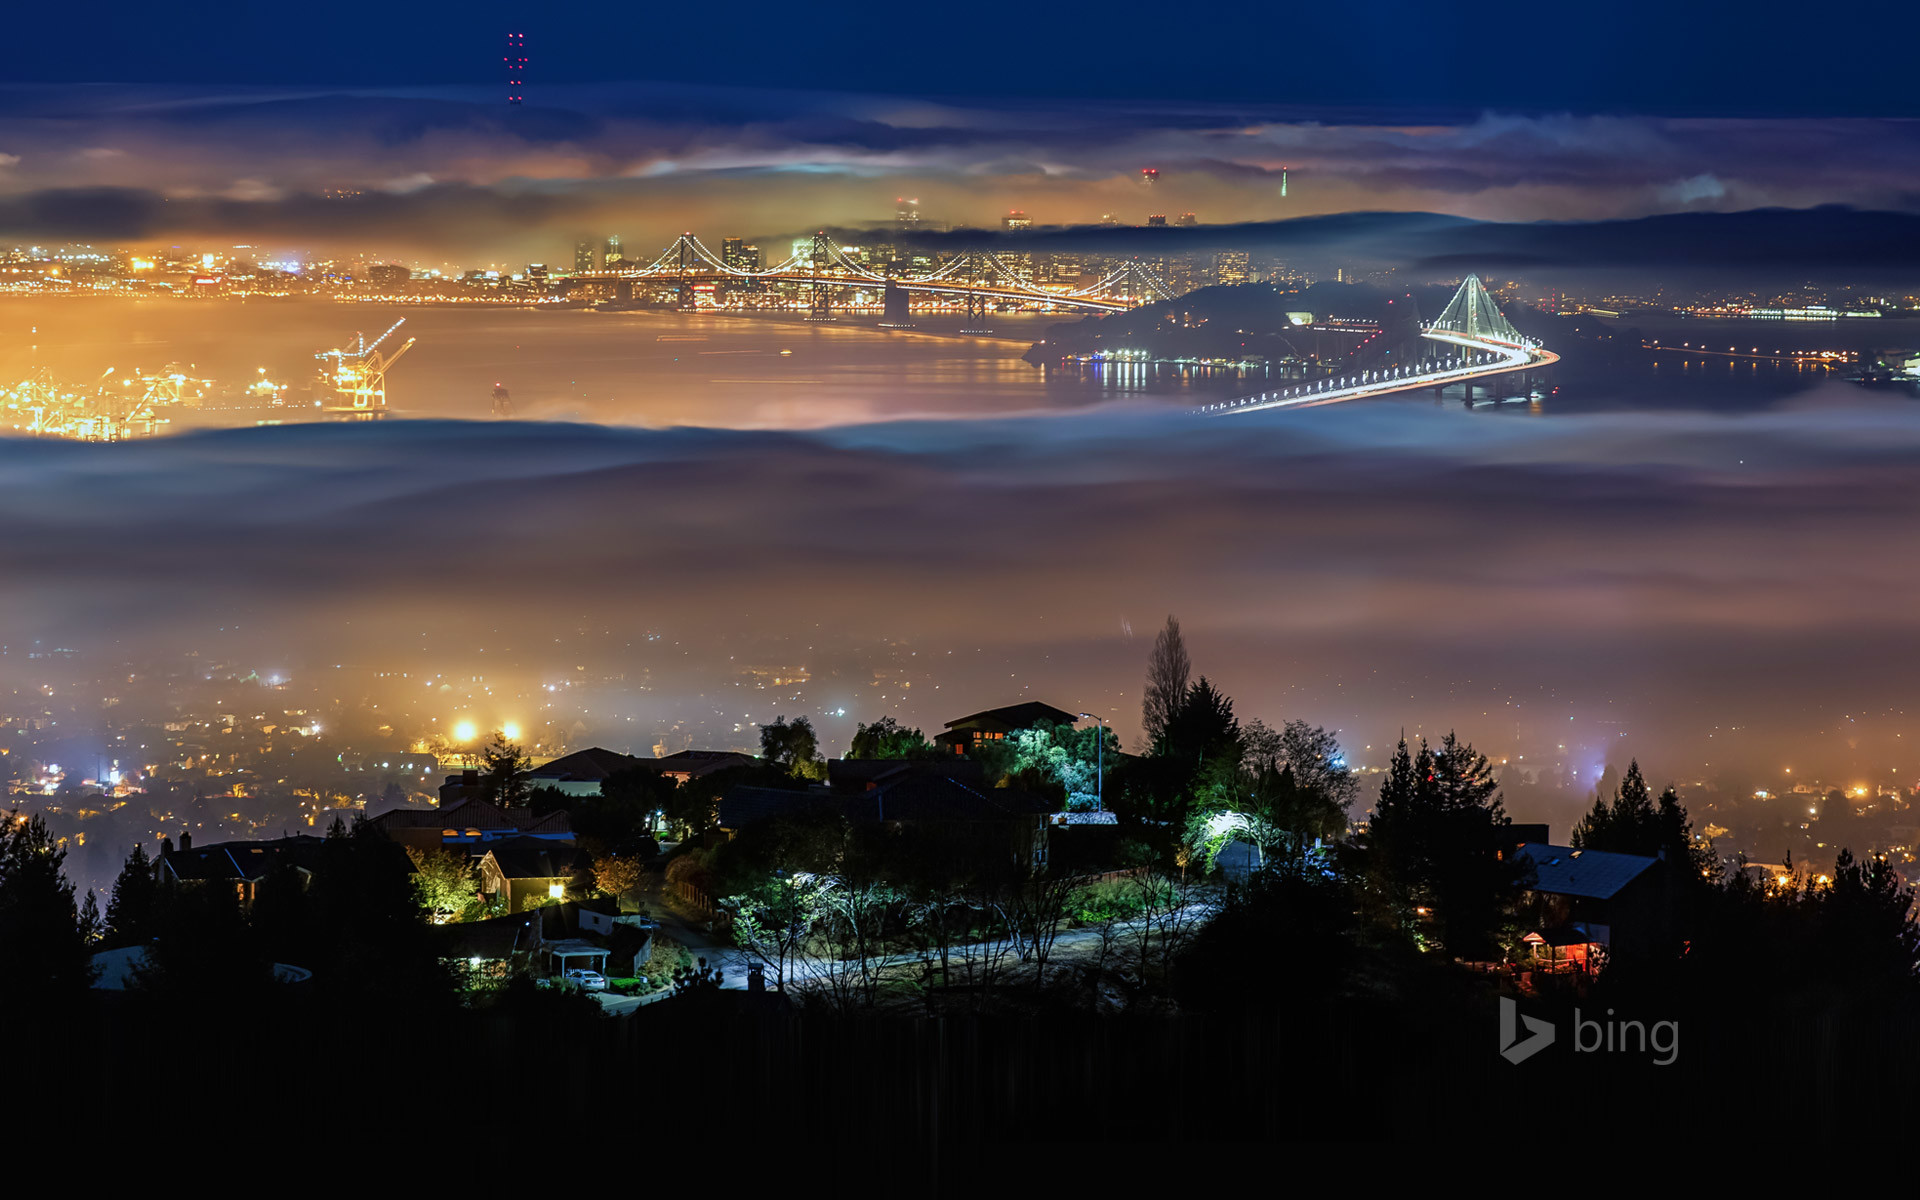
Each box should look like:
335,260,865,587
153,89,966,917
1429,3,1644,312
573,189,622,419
156,835,328,884
828,758,989,792
942,702,1079,732
828,758,914,791
1516,843,1658,900
526,746,646,782
720,775,1050,830
854,774,1054,822
653,750,760,778
484,837,590,880
1509,823,1551,847
718,786,816,830
367,798,570,836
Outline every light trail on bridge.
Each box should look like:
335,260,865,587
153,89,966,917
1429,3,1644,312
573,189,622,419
1201,275,1557,416
577,232,1167,312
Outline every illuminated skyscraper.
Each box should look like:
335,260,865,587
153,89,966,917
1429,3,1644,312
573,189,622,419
895,198,921,228
1003,211,1031,230
573,240,597,272
1213,250,1250,285
604,235,623,266
1174,213,1198,227
1147,214,1167,227
1140,167,1159,186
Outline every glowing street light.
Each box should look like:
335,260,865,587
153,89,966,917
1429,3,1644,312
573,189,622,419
1078,712,1106,812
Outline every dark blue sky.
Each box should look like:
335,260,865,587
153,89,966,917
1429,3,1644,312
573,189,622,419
12,0,1918,115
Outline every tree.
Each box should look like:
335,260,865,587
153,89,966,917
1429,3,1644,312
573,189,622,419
1160,676,1241,776
1363,733,1518,960
1142,614,1191,750
593,853,643,906
1006,720,1119,811
78,890,102,945
478,731,532,808
0,810,94,1004
848,716,935,760
760,715,824,780
1572,760,1659,854
103,842,159,948
407,845,479,921
596,765,678,847
727,870,824,993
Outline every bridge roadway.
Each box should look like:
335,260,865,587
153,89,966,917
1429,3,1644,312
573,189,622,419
1199,331,1559,416
571,270,1131,312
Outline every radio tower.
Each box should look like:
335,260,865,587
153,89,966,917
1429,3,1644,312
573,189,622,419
505,32,526,105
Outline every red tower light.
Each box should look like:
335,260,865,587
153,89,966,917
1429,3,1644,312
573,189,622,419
505,32,526,105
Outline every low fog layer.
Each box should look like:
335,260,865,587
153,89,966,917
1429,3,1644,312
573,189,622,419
4,390,1918,801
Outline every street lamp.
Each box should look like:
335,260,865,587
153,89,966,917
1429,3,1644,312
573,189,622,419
1078,712,1106,812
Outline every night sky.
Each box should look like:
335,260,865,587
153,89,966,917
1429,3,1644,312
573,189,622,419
6,0,1920,841
12,0,1920,116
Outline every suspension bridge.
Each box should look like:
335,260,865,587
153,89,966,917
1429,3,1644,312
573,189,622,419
1198,275,1558,416
568,232,1173,319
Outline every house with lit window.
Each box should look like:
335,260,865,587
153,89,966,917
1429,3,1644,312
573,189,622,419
931,701,1079,756
152,831,333,907
478,837,591,913
523,746,648,796
1514,842,1667,970
366,797,573,854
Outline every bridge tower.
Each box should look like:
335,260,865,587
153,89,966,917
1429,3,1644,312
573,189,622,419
807,232,835,320
960,290,991,334
882,280,913,327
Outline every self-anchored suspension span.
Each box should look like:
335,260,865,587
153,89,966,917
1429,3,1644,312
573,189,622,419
1200,275,1558,416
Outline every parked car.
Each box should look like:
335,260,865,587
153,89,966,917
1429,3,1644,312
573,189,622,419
563,968,608,992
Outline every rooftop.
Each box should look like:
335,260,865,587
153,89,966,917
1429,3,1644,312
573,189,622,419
1516,843,1658,900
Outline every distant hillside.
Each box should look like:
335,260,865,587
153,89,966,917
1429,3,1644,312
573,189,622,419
1025,281,1455,363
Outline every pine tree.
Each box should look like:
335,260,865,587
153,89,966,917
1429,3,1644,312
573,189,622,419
103,842,158,948
0,810,94,1002
1161,676,1240,771
1572,760,1662,855
1363,734,1516,959
78,890,101,944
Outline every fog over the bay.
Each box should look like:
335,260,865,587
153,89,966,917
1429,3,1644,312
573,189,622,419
6,385,1920,831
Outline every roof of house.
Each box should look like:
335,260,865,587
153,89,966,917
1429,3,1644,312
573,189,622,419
367,798,570,836
526,746,646,782
156,834,328,884
483,837,589,880
1516,843,1658,900
827,758,915,791
719,775,1050,830
942,701,1079,732
717,785,816,830
652,749,760,778
850,774,1053,822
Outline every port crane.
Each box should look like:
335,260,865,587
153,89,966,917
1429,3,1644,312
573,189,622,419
315,319,416,414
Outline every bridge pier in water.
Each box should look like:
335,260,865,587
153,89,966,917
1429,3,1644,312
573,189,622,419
882,281,912,326
960,291,992,333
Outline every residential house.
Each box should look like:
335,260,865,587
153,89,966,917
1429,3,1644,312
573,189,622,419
932,701,1079,756
366,797,573,854
649,749,759,783
153,831,332,907
479,836,592,913
524,746,648,796
1514,842,1667,970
